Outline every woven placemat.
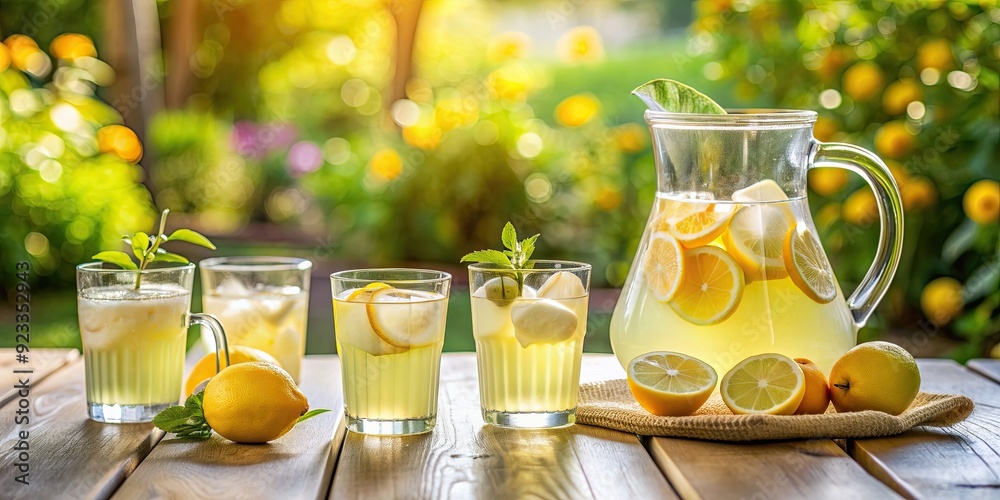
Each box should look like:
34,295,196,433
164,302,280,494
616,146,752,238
577,379,974,441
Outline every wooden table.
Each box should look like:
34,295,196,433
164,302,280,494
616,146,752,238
1,349,998,499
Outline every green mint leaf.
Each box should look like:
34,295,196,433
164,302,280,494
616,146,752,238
184,391,204,411
153,250,190,264
520,234,539,262
131,231,150,261
461,249,513,268
296,409,332,424
632,79,727,114
167,228,217,250
92,251,138,270
501,222,517,252
152,405,195,432
172,422,213,440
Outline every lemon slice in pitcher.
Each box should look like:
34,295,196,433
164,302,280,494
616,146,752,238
668,205,735,248
784,225,837,304
721,353,805,415
723,205,791,280
627,351,718,416
642,231,685,302
668,246,745,325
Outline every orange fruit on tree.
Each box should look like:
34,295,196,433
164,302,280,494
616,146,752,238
794,358,831,415
882,79,922,116
963,179,999,225
917,38,953,71
920,277,963,326
842,188,877,226
902,177,937,211
809,168,848,196
875,121,915,159
843,61,884,102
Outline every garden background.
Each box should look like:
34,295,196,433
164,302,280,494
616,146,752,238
0,0,997,359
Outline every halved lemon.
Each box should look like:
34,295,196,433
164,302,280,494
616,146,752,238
722,205,791,280
732,179,790,203
668,204,735,248
784,225,837,304
642,232,685,302
627,351,718,416
347,282,392,301
366,288,444,349
668,246,745,326
721,353,805,415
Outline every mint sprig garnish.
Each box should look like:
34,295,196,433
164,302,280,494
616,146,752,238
462,221,539,293
92,208,217,289
152,390,331,441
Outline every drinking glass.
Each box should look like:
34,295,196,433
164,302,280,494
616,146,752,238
77,263,228,423
331,269,451,435
468,261,591,428
200,257,312,382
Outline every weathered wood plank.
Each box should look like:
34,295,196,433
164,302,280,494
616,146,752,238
329,353,676,499
849,359,1000,499
0,359,163,499
648,438,901,500
967,359,1000,385
113,356,345,500
0,348,78,407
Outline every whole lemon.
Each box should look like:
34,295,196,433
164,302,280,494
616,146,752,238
794,358,831,415
184,345,281,396
829,342,920,415
203,362,309,443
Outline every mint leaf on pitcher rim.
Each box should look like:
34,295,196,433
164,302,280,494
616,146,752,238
631,79,727,114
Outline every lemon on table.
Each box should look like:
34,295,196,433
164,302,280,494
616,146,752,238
642,231,685,302
794,358,831,415
627,351,718,416
668,246,745,326
721,353,805,415
722,205,792,281
667,204,735,248
203,362,309,443
829,341,920,415
783,225,837,304
366,288,444,349
184,345,281,396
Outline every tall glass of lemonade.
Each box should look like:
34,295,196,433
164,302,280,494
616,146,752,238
331,269,451,435
469,261,591,428
77,263,227,423
200,257,312,382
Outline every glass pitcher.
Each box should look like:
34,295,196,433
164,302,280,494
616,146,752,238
610,109,903,377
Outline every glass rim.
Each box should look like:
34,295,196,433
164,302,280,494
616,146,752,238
330,268,452,285
199,256,313,272
77,262,195,274
645,108,818,126
467,259,592,274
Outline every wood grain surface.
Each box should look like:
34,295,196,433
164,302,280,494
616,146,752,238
0,348,78,407
329,353,676,499
848,359,1000,499
0,359,163,500
967,358,1000,384
112,355,346,500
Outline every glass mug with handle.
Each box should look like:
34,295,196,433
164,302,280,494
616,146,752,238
77,262,229,423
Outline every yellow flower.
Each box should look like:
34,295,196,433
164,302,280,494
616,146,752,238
97,125,143,163
842,61,884,102
557,26,604,63
963,179,1000,225
402,121,441,150
901,177,937,211
813,116,839,142
50,33,97,60
614,123,647,153
920,277,963,326
882,79,923,116
488,32,531,63
874,121,915,159
369,148,403,181
842,188,877,226
808,168,848,196
595,187,623,211
917,38,953,71
487,65,532,101
555,93,600,127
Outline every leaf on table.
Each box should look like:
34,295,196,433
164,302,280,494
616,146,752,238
152,406,197,432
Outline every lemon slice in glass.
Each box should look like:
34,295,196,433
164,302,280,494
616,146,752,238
627,351,718,416
366,288,443,349
721,353,805,415
784,225,837,304
668,246,745,326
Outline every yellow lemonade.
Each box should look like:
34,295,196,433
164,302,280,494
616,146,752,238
202,287,308,381
333,287,447,433
611,193,856,378
78,286,189,417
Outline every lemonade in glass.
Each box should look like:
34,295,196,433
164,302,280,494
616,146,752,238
331,269,450,435
469,262,591,428
200,257,311,382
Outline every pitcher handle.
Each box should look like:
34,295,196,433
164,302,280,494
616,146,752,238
809,140,904,328
190,313,230,374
